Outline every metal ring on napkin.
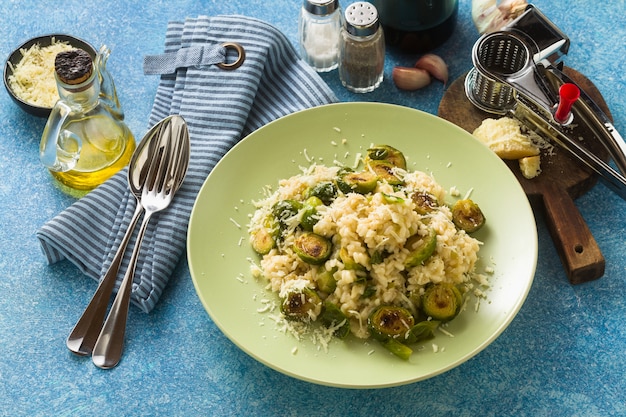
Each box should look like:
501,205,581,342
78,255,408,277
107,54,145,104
143,42,244,75
217,42,245,70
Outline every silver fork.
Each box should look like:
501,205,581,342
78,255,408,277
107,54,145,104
91,116,190,369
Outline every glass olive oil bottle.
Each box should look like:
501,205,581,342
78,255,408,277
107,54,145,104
40,47,135,194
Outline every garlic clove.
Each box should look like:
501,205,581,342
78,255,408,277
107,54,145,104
414,54,448,86
392,67,431,91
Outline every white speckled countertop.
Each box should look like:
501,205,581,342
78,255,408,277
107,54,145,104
1,0,624,415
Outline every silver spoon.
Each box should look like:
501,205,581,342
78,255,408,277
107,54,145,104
92,115,190,369
65,116,188,356
66,121,160,355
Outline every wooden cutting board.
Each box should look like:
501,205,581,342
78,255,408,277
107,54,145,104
438,67,612,284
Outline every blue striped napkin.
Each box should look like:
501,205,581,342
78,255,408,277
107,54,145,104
37,15,337,313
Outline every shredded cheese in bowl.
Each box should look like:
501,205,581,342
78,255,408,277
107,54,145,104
7,38,74,108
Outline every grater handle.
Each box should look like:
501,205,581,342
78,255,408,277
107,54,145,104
541,182,605,284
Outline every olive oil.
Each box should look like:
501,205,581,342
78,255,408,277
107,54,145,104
49,114,135,191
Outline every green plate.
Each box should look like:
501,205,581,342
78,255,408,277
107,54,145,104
187,102,537,388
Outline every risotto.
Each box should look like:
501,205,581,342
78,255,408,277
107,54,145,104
248,145,485,358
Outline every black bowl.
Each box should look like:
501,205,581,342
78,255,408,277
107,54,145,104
4,34,97,118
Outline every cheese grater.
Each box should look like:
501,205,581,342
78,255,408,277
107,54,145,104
464,5,626,199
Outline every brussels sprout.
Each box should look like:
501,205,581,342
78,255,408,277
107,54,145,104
365,145,407,170
367,305,415,341
316,266,337,294
421,283,463,322
272,199,303,229
339,246,366,271
305,196,323,207
306,182,338,205
336,170,378,194
404,228,437,268
293,232,332,265
281,287,322,322
405,320,440,344
250,227,275,255
411,191,439,214
370,249,390,265
382,193,404,204
300,196,323,231
380,337,413,360
319,301,350,339
360,284,377,299
451,199,485,233
367,160,404,186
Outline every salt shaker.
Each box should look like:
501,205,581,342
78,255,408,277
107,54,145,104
298,0,342,72
339,2,385,93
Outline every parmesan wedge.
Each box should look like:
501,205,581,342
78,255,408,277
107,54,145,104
472,117,540,160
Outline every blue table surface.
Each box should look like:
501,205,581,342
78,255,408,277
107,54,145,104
1,1,625,416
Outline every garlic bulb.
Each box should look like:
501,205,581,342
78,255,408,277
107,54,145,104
472,0,528,34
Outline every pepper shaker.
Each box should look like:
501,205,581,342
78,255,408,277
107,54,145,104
298,0,342,72
339,2,385,93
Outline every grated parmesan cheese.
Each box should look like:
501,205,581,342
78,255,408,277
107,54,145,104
7,38,74,107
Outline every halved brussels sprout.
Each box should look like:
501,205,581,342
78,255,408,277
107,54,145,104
405,320,440,344
366,160,404,186
316,266,337,294
250,227,275,255
339,246,366,271
306,181,338,205
272,199,303,229
280,287,322,321
411,191,439,214
300,196,323,231
421,283,463,322
336,170,378,194
381,337,413,360
319,301,350,339
451,199,485,233
367,305,415,341
404,228,437,268
293,232,332,265
365,145,407,170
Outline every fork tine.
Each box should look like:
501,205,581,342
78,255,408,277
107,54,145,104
169,121,188,190
146,121,175,194
172,119,190,187
163,123,181,193
138,124,164,186
144,131,165,190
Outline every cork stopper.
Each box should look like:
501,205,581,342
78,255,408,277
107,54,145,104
54,49,93,85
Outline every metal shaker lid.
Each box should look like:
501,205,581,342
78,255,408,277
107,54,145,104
344,2,379,37
304,0,339,16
